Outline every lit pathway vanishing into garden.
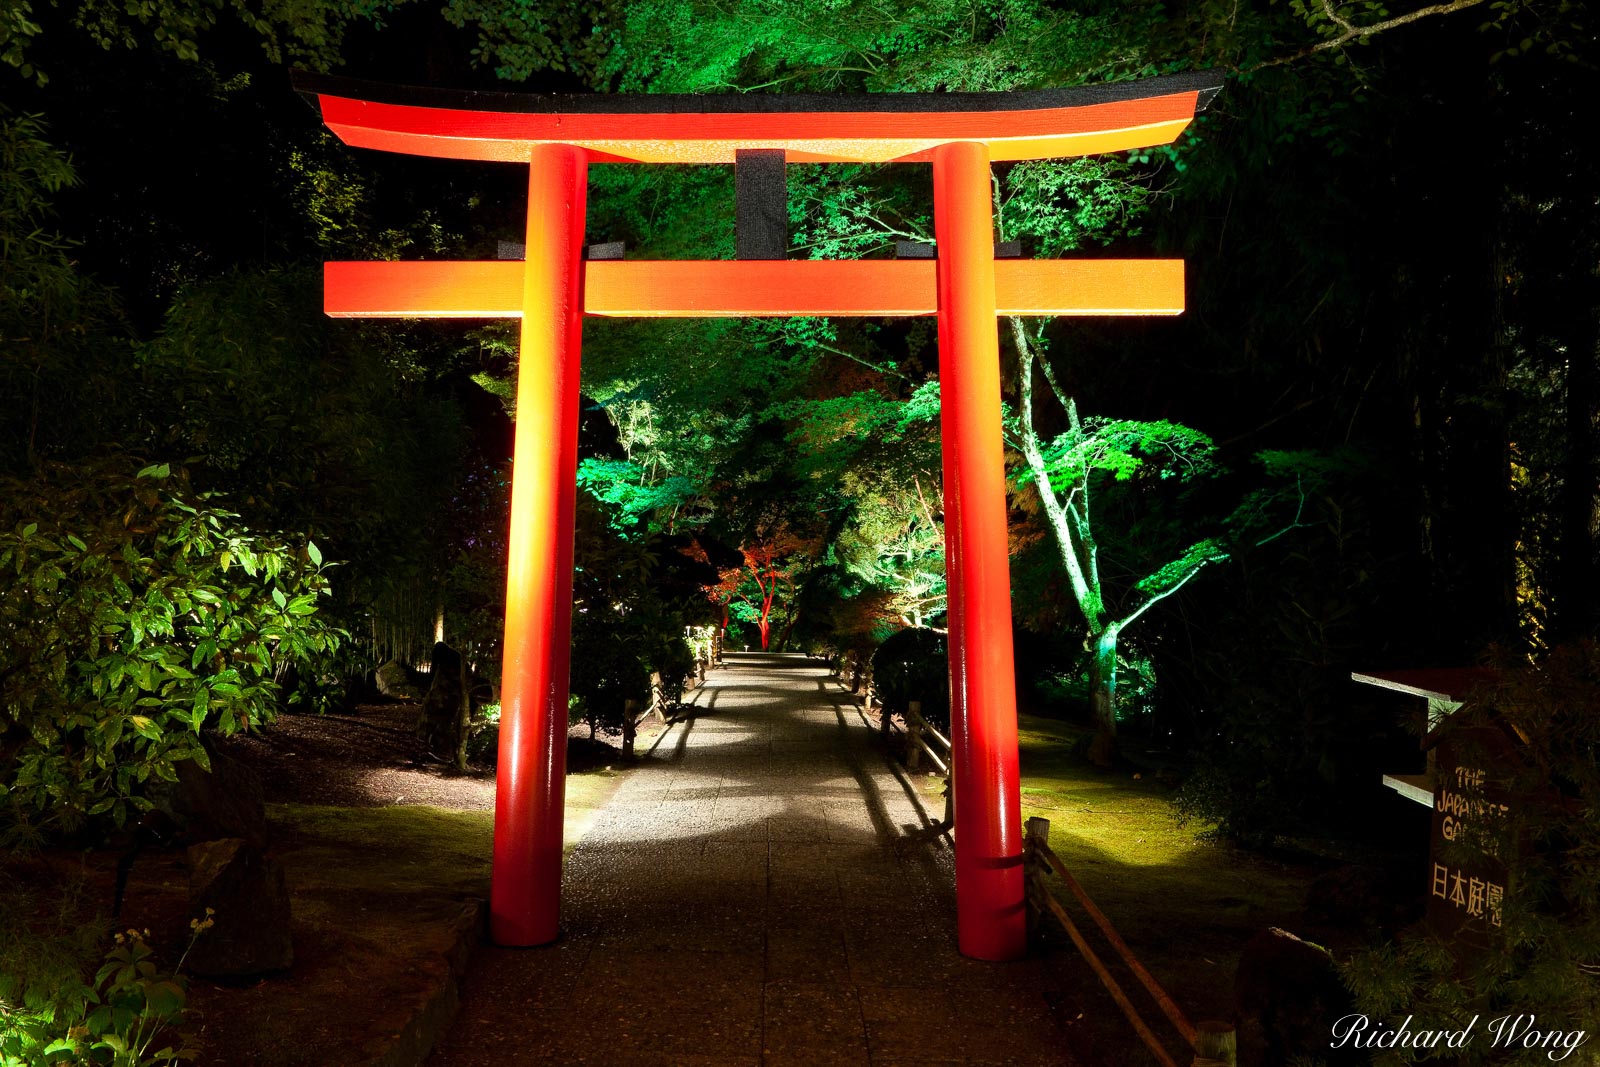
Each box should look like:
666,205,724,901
431,653,1080,1066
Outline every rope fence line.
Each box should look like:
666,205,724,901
1024,817,1238,1067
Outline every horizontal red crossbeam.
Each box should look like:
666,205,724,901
324,260,1185,318
294,71,1221,165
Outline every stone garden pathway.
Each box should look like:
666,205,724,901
430,653,1081,1066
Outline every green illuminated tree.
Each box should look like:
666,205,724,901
1008,327,1321,763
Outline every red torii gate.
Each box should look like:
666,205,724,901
294,70,1221,962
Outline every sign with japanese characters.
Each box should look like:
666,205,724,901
1427,725,1519,954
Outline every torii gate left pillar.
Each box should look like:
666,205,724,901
293,68,1222,960
494,144,588,945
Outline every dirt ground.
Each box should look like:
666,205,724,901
213,702,633,811
35,701,647,1067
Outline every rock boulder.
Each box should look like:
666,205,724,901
375,659,425,700
183,838,293,978
417,642,470,767
165,741,267,848
1235,926,1361,1066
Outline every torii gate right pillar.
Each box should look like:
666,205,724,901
933,141,1026,962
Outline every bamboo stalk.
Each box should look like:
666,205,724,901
1036,840,1196,1046
1028,881,1180,1067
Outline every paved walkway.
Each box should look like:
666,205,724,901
431,653,1079,1066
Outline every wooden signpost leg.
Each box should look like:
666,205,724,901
490,143,589,947
933,140,1026,962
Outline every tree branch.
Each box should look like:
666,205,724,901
809,341,909,381
1254,475,1316,548
1118,549,1229,633
1319,0,1357,34
1009,316,1103,628
1247,0,1492,72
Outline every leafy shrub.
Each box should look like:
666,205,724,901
0,460,342,838
1,928,212,1066
0,862,214,1067
564,495,702,754
1031,649,1158,723
465,702,501,766
684,626,715,669
871,627,950,733
0,867,103,1065
645,630,696,706
570,607,693,741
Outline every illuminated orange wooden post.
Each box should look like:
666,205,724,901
294,67,1220,957
491,144,588,946
933,141,1025,961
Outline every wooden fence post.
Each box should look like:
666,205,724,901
1191,1021,1236,1066
906,700,923,769
649,671,667,723
1024,817,1050,937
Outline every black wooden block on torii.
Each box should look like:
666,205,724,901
736,149,788,260
895,240,1023,259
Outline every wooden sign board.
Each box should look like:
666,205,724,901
1425,723,1519,955
1352,668,1516,963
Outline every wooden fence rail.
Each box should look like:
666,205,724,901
876,699,953,832
829,666,1235,1065
1023,817,1236,1067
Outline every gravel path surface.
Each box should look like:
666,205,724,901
430,652,1081,1066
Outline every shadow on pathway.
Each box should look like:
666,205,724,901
430,653,1080,1066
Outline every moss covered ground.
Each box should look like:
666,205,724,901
11,766,628,1067
184,768,623,1064
915,713,1350,1065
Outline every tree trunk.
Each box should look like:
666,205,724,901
1555,315,1600,642
622,698,639,758
774,605,801,651
452,657,471,772
1087,626,1120,768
